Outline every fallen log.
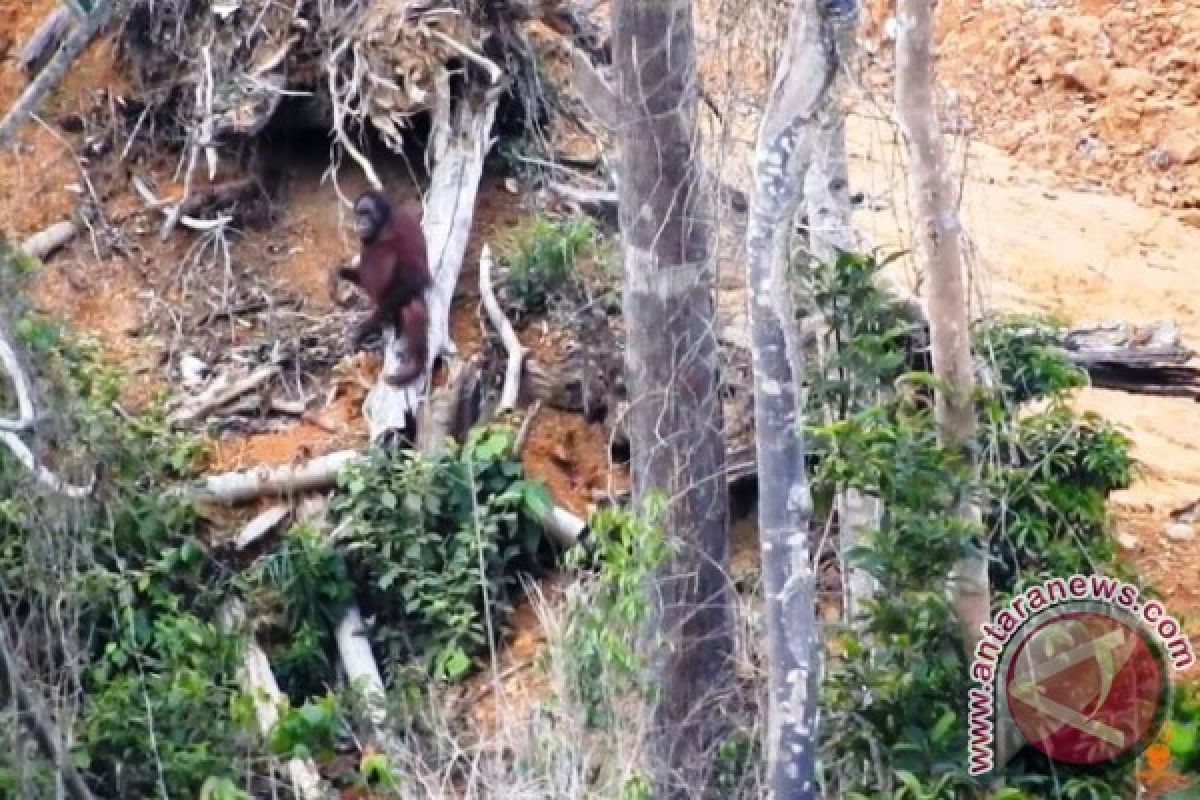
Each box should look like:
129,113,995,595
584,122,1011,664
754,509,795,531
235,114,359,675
218,601,324,800
185,450,359,505
17,6,77,75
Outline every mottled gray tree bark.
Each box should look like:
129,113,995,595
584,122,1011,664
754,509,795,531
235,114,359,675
798,1,881,624
746,1,847,796
894,0,990,655
611,0,734,793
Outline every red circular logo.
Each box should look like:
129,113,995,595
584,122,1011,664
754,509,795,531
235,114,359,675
1003,609,1169,766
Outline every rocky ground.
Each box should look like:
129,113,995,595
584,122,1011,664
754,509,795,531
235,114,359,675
863,0,1200,221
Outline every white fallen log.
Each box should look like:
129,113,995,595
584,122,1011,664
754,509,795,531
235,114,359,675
333,606,389,730
542,504,586,547
218,601,324,800
186,450,359,505
234,505,291,550
478,244,526,412
20,220,78,261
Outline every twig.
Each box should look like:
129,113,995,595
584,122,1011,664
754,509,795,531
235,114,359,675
0,626,98,800
0,0,121,149
424,27,503,86
161,44,215,241
169,364,281,426
478,244,527,412
513,399,542,453
327,40,382,193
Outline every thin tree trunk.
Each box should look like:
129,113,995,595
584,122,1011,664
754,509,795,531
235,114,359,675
611,0,733,793
894,0,990,656
800,2,881,623
746,0,843,794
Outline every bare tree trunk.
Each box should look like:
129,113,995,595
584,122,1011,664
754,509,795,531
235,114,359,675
894,0,990,655
746,0,845,794
798,1,881,623
611,0,733,793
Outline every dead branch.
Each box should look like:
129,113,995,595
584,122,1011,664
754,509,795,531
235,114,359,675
218,601,324,800
0,0,122,150
185,449,359,505
18,6,76,75
421,84,505,366
169,364,281,426
233,505,291,550
565,41,619,130
0,331,36,425
364,81,504,438
0,327,93,497
546,181,618,219
19,220,80,261
328,40,382,194
126,177,257,224
479,244,527,412
0,626,98,800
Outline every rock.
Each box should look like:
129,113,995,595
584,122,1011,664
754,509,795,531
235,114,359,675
1060,14,1104,45
1109,67,1156,95
1164,522,1196,543
1062,59,1110,94
1116,532,1140,551
1161,131,1200,165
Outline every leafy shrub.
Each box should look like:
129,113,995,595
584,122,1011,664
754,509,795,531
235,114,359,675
331,424,557,684
247,522,354,700
560,497,672,726
501,214,596,316
809,250,1143,799
0,259,256,796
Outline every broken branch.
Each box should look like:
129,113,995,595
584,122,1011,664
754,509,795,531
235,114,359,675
0,0,121,149
479,243,527,412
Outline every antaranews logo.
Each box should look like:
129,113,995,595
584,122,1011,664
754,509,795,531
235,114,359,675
967,574,1196,775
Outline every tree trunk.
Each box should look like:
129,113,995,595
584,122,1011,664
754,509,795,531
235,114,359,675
894,0,990,656
798,1,881,624
746,0,844,794
611,0,733,793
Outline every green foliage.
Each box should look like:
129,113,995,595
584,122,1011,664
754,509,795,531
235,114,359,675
0,274,256,797
268,694,344,762
330,424,557,685
796,249,919,416
1167,681,1200,775
76,614,252,797
808,250,1141,799
974,314,1087,406
500,214,596,316
708,726,762,796
247,522,353,700
560,496,672,727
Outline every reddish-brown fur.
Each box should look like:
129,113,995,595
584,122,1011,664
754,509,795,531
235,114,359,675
334,190,432,387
